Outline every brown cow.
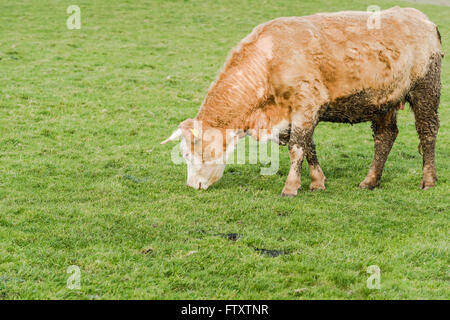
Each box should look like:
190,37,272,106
161,7,443,196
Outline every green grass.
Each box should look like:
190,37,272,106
0,0,448,300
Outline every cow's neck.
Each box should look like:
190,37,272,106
195,43,270,131
195,85,262,131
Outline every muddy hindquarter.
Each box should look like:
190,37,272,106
406,53,441,189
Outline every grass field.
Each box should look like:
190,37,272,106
0,0,448,299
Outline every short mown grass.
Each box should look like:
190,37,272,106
0,0,448,299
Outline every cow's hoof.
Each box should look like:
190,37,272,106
359,180,379,190
310,183,325,192
280,192,297,198
420,179,435,190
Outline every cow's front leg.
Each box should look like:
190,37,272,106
360,108,398,189
281,112,324,196
281,141,304,197
304,134,326,191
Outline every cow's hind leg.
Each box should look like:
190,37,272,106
407,54,441,189
360,108,398,189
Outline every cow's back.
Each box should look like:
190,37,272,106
264,7,441,108
196,7,441,131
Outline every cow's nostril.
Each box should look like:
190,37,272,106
199,182,202,189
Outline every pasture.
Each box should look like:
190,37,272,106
0,0,448,299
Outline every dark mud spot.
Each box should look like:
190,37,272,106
276,210,293,216
140,246,154,254
254,248,288,257
226,168,241,175
215,233,240,241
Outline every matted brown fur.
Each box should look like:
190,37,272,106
196,7,441,131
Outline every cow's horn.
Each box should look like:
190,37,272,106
160,128,182,144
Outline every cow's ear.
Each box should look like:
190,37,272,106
179,119,201,144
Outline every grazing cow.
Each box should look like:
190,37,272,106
161,7,443,196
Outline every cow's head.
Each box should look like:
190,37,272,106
161,119,237,190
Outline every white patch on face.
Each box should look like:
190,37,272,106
181,129,245,190
186,161,225,190
181,136,228,190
